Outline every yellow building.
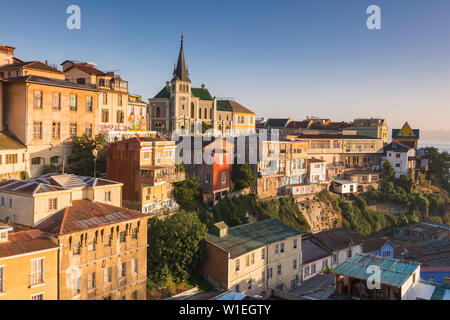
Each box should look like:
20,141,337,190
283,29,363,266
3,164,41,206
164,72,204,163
217,100,256,136
62,61,128,135
35,200,149,300
0,224,59,300
0,132,27,180
392,122,420,149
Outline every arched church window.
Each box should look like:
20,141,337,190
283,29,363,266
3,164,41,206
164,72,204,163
156,107,161,118
204,108,207,119
199,108,202,119
191,103,195,118
210,109,213,119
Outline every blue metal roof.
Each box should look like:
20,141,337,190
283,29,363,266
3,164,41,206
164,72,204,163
332,254,420,288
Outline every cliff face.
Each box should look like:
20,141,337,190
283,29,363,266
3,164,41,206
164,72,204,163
296,196,342,232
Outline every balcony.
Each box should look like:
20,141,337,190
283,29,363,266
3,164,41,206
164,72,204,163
142,199,180,215
140,167,185,185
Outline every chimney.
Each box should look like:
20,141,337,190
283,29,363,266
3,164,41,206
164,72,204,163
0,45,15,65
211,221,228,238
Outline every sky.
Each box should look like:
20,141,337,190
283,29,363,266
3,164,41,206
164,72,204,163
1,0,450,131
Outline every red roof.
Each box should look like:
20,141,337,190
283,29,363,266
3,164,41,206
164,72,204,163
0,229,58,259
35,200,146,235
69,63,106,76
421,266,450,273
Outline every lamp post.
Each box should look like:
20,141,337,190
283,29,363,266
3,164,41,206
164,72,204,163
92,149,98,178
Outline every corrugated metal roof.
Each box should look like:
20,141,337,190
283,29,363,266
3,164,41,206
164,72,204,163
332,254,420,288
206,219,301,258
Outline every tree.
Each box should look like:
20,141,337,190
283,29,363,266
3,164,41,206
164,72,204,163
65,134,107,176
382,161,395,182
173,174,201,208
147,211,208,283
201,122,212,134
231,162,257,191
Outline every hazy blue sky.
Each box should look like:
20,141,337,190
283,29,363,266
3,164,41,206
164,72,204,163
2,0,450,131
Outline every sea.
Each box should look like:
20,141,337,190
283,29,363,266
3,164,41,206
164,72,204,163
418,131,450,153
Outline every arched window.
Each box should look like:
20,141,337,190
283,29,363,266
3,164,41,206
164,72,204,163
210,109,213,119
191,103,195,118
204,108,207,119
198,108,202,119
156,107,161,118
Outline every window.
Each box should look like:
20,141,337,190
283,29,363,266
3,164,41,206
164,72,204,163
235,259,240,272
69,123,77,138
88,238,95,251
293,239,298,249
205,174,211,184
0,266,3,292
48,198,57,211
31,293,44,300
221,172,226,184
73,242,80,255
332,254,337,263
119,231,126,243
396,153,401,158
132,259,138,274
120,262,126,278
427,275,435,281
33,91,42,109
250,252,255,265
77,78,86,85
268,267,273,279
6,154,18,164
86,96,93,112
132,228,138,240
261,248,265,260
118,95,123,107
103,92,108,104
143,152,151,160
348,249,352,259
52,93,61,110
105,234,113,247
274,244,279,254
155,106,161,118
311,264,316,273
277,264,282,275
52,122,61,140
102,109,109,123
104,267,112,284
245,255,250,267
74,276,81,295
31,258,44,286
382,250,391,257
9,199,12,208
33,122,43,140
235,284,240,292
70,94,78,111
322,259,329,269
280,242,285,253
88,272,96,290
293,259,297,270
105,191,111,202
248,279,253,290
85,123,93,138
31,157,41,165
117,111,124,124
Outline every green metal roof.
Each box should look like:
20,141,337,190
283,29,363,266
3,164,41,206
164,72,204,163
153,85,213,101
206,218,302,258
332,254,420,288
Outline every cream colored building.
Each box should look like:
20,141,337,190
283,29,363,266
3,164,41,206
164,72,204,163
62,61,128,134
0,132,27,180
200,219,302,297
0,174,122,227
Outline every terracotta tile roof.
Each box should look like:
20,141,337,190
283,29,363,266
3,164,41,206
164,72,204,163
0,229,58,259
6,75,98,91
67,63,106,76
0,61,63,74
35,200,146,235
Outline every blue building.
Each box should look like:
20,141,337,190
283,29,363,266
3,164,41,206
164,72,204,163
420,267,450,284
362,238,396,259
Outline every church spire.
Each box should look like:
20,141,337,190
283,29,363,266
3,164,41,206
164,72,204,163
172,33,191,82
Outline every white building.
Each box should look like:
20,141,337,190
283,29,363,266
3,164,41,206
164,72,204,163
307,158,327,184
382,142,416,178
332,180,357,194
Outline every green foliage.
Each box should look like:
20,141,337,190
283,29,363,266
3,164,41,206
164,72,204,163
147,211,208,284
173,174,201,208
256,196,311,233
231,162,257,191
41,164,62,175
425,147,450,192
201,122,212,134
20,171,29,180
382,161,395,182
212,195,256,227
65,134,106,176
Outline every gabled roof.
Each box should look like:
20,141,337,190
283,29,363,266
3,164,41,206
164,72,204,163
217,100,255,115
301,235,332,264
363,238,396,253
0,61,63,74
0,180,66,195
384,141,413,152
0,229,58,259
35,200,146,235
264,118,292,128
152,85,214,101
311,228,365,251
0,131,26,150
65,62,107,76
206,219,301,258
286,120,312,129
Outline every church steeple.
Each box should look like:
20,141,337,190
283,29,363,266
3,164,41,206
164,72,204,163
172,34,191,82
